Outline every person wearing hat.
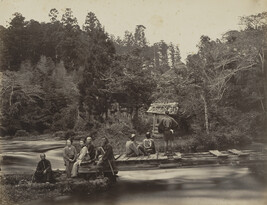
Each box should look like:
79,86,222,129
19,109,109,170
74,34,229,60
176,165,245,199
158,110,178,155
125,134,146,157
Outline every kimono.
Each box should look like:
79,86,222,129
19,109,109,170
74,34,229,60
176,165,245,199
63,145,77,178
71,145,88,177
86,144,96,160
96,143,115,172
34,159,52,183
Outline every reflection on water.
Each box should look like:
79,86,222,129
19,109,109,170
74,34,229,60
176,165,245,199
29,167,267,205
0,140,266,205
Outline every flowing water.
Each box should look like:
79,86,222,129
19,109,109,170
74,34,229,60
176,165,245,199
0,140,66,173
0,140,266,205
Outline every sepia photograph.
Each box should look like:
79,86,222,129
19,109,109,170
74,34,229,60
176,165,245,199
0,0,267,204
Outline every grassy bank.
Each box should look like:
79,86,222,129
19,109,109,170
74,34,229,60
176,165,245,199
0,172,112,205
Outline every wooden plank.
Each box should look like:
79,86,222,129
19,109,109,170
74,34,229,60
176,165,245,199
134,156,141,160
142,155,150,161
228,149,249,157
182,152,211,157
117,154,128,161
152,114,156,135
118,164,159,171
138,155,145,160
173,152,182,160
138,156,146,161
122,155,130,160
119,155,148,162
77,149,267,173
157,153,163,160
209,150,228,158
126,156,139,161
79,165,97,173
157,153,168,160
159,163,179,169
147,153,157,160
114,154,121,160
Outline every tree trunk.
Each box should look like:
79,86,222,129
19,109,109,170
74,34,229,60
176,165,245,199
135,106,139,118
152,114,156,135
201,93,209,134
263,49,267,116
263,49,267,136
257,87,265,113
9,85,14,106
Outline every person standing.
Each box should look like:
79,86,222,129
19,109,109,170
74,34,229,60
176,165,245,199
71,138,88,178
158,110,178,155
34,153,52,183
63,138,77,178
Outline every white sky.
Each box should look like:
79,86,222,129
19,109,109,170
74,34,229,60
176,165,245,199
0,0,266,61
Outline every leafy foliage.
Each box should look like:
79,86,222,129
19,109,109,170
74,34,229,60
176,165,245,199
0,9,265,151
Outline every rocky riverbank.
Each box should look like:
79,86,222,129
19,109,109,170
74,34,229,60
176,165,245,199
0,171,112,205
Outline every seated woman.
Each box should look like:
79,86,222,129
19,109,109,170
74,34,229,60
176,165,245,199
142,132,156,154
125,134,146,157
71,138,87,178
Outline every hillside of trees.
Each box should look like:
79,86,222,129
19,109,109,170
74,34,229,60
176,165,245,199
0,9,266,148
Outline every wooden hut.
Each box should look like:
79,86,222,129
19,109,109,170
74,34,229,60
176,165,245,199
147,102,179,136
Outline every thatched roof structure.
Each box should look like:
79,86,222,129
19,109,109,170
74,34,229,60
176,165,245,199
147,102,179,115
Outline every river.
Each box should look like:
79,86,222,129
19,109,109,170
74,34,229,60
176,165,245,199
0,140,66,173
0,140,266,205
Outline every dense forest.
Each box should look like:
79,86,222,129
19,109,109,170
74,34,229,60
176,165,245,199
0,9,266,148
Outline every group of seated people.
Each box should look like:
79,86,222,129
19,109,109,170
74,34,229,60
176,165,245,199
126,132,156,157
63,136,114,178
33,131,156,183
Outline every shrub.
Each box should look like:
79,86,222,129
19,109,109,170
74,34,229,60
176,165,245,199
65,130,75,139
88,122,135,153
14,130,29,137
212,126,252,149
132,116,152,134
190,133,218,150
53,131,65,139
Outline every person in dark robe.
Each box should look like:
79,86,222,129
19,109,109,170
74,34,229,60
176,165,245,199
34,153,52,183
158,110,178,155
95,137,115,175
85,136,96,161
